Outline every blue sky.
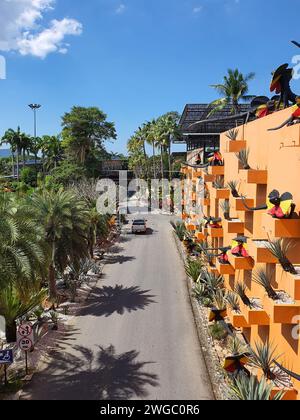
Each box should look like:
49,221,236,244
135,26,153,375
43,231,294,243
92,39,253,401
0,0,300,154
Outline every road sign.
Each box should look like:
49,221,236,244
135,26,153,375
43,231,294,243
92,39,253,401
18,323,33,337
18,337,33,352
0,349,13,365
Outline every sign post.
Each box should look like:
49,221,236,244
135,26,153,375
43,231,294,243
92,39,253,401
17,323,34,376
0,349,14,386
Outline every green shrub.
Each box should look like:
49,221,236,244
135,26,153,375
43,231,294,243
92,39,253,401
209,321,228,341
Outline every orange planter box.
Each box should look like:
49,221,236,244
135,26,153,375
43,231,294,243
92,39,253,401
248,240,278,263
187,224,197,232
263,293,300,324
239,169,268,185
227,140,247,153
228,310,250,328
223,219,245,234
215,259,235,275
211,188,230,200
203,173,215,183
195,231,206,241
207,227,224,238
235,198,255,211
208,166,225,176
270,388,298,401
203,198,210,206
261,214,300,238
228,254,255,270
240,302,270,326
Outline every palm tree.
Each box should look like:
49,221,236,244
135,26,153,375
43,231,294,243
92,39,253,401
209,68,255,115
156,112,180,179
1,127,24,180
144,120,158,178
29,190,90,300
42,135,63,172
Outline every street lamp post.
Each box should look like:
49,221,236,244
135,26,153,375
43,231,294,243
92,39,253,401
28,104,41,172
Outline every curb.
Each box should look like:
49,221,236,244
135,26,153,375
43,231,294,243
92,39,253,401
172,231,229,401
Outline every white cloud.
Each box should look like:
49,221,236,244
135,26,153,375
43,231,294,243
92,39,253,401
115,4,126,14
0,0,82,58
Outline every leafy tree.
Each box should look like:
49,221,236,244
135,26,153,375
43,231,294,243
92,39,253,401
1,127,29,180
61,107,117,165
50,161,86,186
209,68,255,115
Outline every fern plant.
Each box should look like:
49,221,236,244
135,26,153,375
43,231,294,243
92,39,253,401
236,148,251,170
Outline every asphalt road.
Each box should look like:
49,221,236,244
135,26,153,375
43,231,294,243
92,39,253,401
22,215,214,401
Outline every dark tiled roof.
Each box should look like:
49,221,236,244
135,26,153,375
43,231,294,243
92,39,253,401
178,103,255,135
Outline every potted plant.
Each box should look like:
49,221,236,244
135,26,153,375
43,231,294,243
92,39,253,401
227,180,240,198
230,374,285,400
220,200,230,220
234,282,252,308
253,269,279,300
226,128,239,141
265,239,297,274
226,291,241,313
236,148,251,170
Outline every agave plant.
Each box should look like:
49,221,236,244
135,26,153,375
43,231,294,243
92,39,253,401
227,180,240,198
212,289,227,311
236,148,251,170
225,291,241,313
226,128,239,141
185,258,204,282
209,321,228,341
253,269,278,300
170,221,187,242
265,239,296,275
193,283,212,307
213,176,225,189
231,373,284,401
234,282,252,307
227,336,249,357
249,342,281,381
199,270,224,294
220,200,230,220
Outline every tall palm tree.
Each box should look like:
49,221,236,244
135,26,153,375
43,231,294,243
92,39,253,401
29,190,90,300
42,135,63,172
144,120,159,178
209,68,255,115
1,127,24,180
156,112,180,179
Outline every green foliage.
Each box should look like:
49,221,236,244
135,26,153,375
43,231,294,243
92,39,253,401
249,342,280,381
185,258,204,282
236,148,251,170
20,167,37,187
231,374,284,401
225,291,241,312
209,321,228,341
170,221,186,241
50,161,86,186
226,128,239,141
61,106,116,165
253,269,278,300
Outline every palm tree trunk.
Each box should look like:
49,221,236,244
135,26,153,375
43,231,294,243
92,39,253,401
49,262,57,301
11,152,15,178
152,143,157,178
160,145,164,179
168,143,172,181
16,152,20,181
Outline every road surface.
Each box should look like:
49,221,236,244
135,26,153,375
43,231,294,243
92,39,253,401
22,215,213,400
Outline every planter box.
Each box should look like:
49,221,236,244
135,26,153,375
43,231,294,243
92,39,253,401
239,169,268,185
187,224,197,232
228,254,255,270
263,293,300,324
207,227,224,238
208,166,225,176
227,140,247,153
195,231,206,241
276,265,300,301
215,259,235,275
248,240,278,263
211,188,230,200
228,310,249,328
262,214,300,238
208,265,219,276
240,302,270,326
235,197,255,211
203,173,215,183
223,219,245,234
203,198,210,206
270,388,298,401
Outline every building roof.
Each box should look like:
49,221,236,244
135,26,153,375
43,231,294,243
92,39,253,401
178,103,255,137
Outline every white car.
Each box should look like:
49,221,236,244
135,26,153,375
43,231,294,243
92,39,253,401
131,219,147,234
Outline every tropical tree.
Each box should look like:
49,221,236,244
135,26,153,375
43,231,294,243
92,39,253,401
156,112,180,179
42,135,63,172
29,189,90,300
209,69,255,115
1,127,27,180
61,107,117,165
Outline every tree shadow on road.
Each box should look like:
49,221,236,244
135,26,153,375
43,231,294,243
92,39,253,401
104,255,136,265
22,345,159,400
79,285,156,317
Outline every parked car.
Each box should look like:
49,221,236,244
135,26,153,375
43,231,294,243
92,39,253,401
131,219,147,234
